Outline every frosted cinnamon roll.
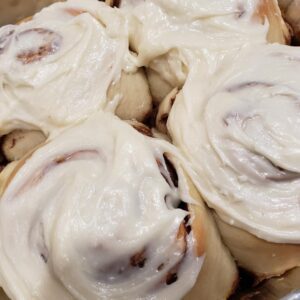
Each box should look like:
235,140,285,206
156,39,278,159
119,0,290,103
0,112,237,300
167,43,300,280
0,0,152,136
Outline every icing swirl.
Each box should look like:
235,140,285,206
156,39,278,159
0,0,132,135
120,0,272,64
168,44,300,244
0,112,202,300
119,0,288,103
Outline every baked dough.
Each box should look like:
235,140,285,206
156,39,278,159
168,43,300,277
0,112,237,300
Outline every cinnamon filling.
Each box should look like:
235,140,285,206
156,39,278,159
155,154,192,287
15,28,62,64
0,137,9,171
226,81,273,93
164,222,189,286
130,249,146,268
157,154,178,188
64,8,87,16
128,121,153,137
108,0,121,7
12,150,100,198
166,272,178,285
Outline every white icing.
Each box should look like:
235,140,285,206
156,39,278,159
168,44,300,243
0,112,202,300
0,0,132,135
120,0,269,65
0,1,293,298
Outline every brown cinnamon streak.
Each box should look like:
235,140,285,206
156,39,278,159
16,28,62,64
12,150,100,198
130,248,147,268
164,222,188,286
227,81,273,93
157,154,179,188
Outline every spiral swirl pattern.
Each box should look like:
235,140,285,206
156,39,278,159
168,44,300,243
0,112,202,300
0,0,130,135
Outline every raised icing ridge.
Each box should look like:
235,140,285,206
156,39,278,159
0,112,202,300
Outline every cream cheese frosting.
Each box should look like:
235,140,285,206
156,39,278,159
119,0,286,105
0,0,133,135
0,112,202,300
168,43,300,244
120,0,270,65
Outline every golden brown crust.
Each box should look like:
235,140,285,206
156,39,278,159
156,88,178,135
253,0,291,44
126,120,153,137
16,16,33,25
214,214,300,281
0,129,47,197
188,204,206,257
108,70,153,123
169,165,238,300
278,0,300,44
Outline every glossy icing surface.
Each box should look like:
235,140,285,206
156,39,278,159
0,0,132,135
121,0,269,64
0,112,202,300
168,44,300,243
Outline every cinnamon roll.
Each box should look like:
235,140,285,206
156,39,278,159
0,112,237,299
119,0,290,103
231,267,300,299
167,43,300,280
0,0,152,137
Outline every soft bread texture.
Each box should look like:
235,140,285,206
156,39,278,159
156,88,178,135
254,0,291,44
215,214,300,281
107,69,152,122
182,175,238,300
2,130,46,162
146,50,188,105
279,0,300,43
